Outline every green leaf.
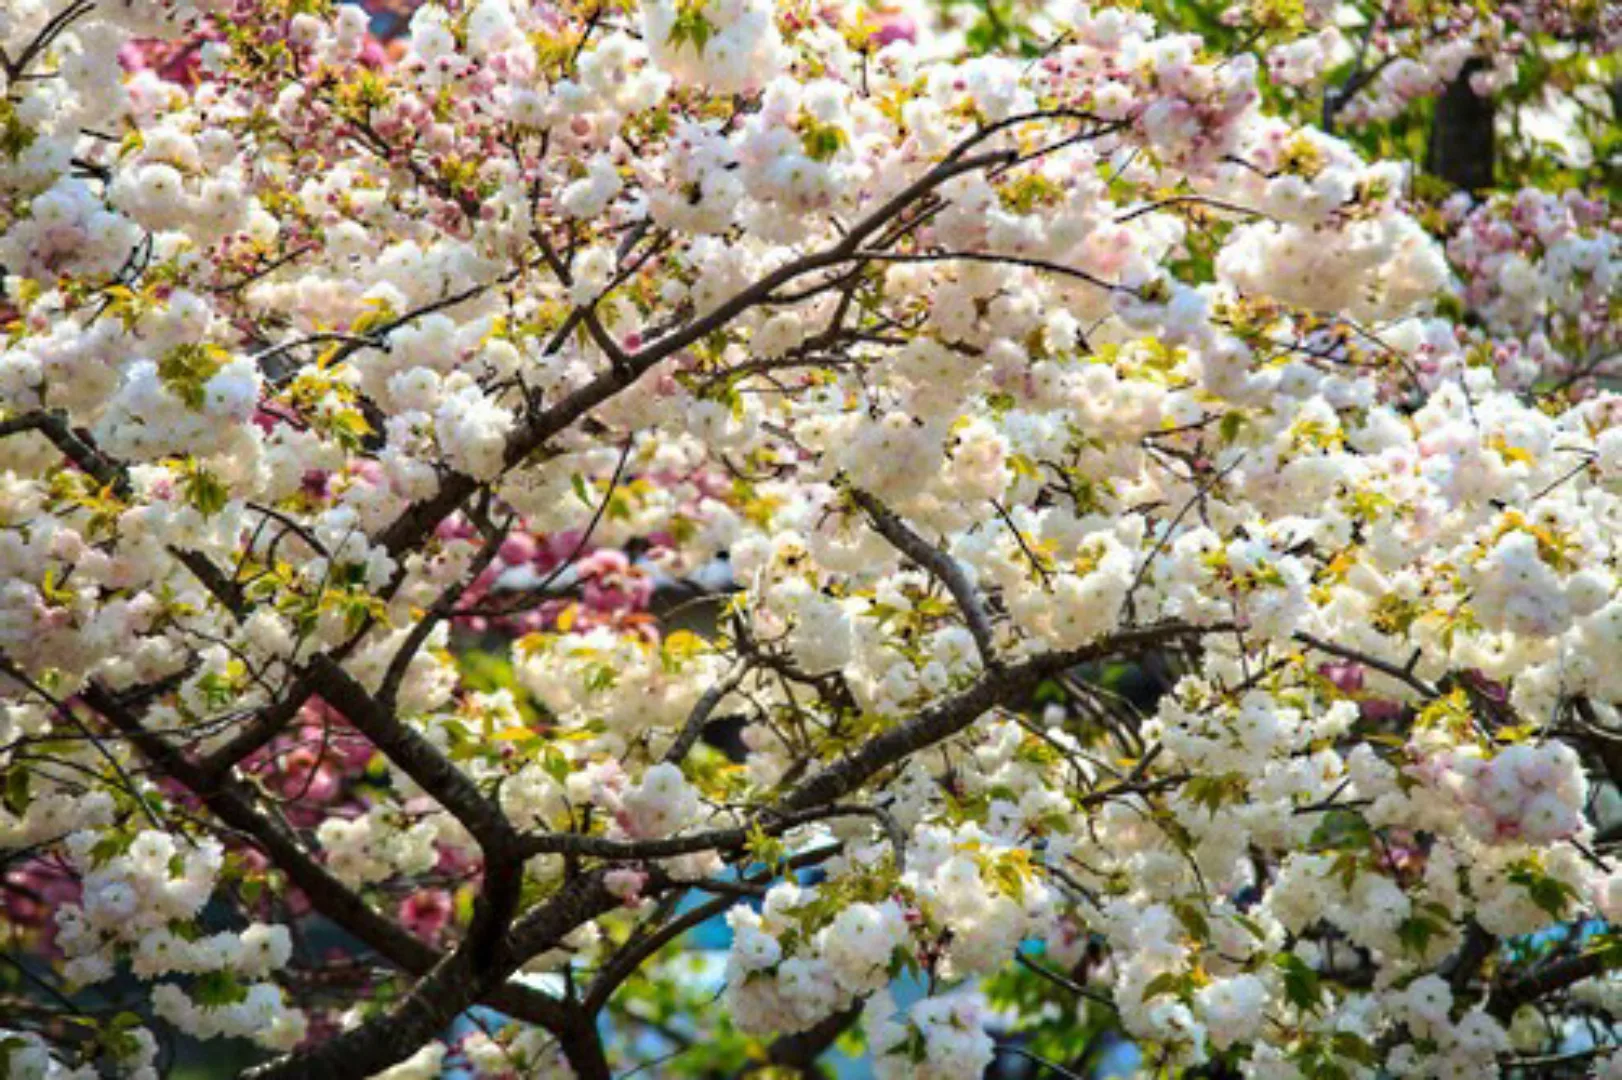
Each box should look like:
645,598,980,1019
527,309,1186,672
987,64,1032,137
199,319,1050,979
1330,1031,1377,1066
1508,862,1579,920
1184,772,1247,814
1395,913,1446,957
1233,913,1268,940
0,99,38,161
1274,953,1323,1013
1584,931,1622,972
1172,900,1211,943
1309,808,1372,849
667,5,715,52
89,830,134,867
799,119,848,163
157,343,225,410
542,746,572,785
191,971,248,1008
182,465,230,517
2,767,30,817
987,859,1026,903
0,1035,34,1075
1142,971,1184,1002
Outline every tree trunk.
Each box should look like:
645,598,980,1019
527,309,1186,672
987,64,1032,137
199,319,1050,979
1427,60,1496,193
556,1011,612,1080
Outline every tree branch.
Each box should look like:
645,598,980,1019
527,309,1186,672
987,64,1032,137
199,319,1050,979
1487,951,1607,1021
78,683,568,1030
662,658,750,766
246,871,619,1080
1293,632,1439,699
778,621,1229,814
305,655,518,855
848,486,999,670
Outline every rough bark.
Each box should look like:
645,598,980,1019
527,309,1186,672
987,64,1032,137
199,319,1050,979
1427,60,1496,193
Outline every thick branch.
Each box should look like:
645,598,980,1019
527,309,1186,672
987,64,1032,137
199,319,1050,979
305,655,517,854
82,688,434,971
1427,60,1496,193
1293,632,1438,699
0,410,245,616
662,658,749,766
377,519,508,708
366,138,1049,568
196,671,323,783
79,683,566,1029
246,871,618,1080
515,624,1226,867
849,487,999,669
518,802,874,862
754,1004,862,1079
779,621,1228,814
0,411,125,492
1487,951,1607,1021
582,844,842,1015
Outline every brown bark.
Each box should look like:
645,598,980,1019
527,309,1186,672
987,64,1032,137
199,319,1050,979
1427,60,1496,193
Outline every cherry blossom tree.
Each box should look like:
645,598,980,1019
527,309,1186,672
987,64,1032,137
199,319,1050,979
0,0,1617,1077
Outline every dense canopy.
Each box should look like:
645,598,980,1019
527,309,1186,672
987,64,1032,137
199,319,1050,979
0,0,1618,1076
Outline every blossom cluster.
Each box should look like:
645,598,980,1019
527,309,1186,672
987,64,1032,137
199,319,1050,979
0,0,1616,1075
1440,187,1619,390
